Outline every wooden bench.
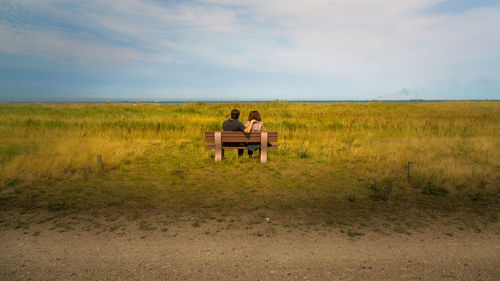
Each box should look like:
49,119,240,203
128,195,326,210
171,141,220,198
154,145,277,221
205,131,278,163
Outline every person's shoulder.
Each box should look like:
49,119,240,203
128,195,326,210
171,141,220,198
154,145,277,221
222,119,231,130
222,119,232,125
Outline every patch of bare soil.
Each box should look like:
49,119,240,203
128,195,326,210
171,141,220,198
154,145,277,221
1,211,499,281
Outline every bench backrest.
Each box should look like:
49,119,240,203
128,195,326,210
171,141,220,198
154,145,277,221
205,131,278,143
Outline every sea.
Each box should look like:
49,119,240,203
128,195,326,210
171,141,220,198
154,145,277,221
2,99,497,104
150,99,497,105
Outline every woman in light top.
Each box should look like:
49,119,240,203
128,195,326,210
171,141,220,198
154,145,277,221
244,110,264,158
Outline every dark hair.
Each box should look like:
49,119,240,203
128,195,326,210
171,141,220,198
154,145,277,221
230,109,240,119
248,111,262,122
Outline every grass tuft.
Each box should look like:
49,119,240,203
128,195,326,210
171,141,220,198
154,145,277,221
347,229,364,238
421,182,448,196
369,180,392,201
5,178,21,186
47,203,67,212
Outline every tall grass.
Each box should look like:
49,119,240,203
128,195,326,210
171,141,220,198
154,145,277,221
0,102,498,212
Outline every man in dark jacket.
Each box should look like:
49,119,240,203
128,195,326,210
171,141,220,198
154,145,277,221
222,109,246,157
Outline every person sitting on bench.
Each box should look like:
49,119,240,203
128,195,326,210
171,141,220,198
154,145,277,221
222,109,254,157
244,110,264,158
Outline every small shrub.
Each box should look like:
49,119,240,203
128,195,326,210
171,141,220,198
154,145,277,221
48,202,67,212
23,118,41,127
478,181,487,189
470,191,485,201
4,144,24,158
421,182,448,196
172,169,184,179
369,180,393,201
298,150,310,159
347,229,364,238
5,178,21,186
326,121,343,130
139,221,157,231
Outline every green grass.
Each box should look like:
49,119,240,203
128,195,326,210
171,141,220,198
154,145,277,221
347,229,365,238
0,101,498,225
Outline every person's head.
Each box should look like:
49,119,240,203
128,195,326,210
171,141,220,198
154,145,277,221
230,109,240,120
248,110,262,121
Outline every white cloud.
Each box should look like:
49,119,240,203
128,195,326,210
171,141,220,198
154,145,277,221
205,0,500,81
1,0,499,86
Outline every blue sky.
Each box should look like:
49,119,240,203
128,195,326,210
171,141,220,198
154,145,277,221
0,0,499,101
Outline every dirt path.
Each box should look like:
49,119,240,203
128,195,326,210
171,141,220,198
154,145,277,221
1,220,499,281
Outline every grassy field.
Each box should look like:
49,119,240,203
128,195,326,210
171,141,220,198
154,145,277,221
0,102,499,227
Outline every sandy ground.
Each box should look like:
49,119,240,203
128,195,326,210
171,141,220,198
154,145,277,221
1,218,499,281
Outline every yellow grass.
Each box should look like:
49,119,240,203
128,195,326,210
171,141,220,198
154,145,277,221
0,101,498,213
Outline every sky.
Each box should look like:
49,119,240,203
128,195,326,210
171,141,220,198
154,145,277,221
0,0,499,101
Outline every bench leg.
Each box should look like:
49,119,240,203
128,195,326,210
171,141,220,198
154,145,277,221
260,132,268,163
215,132,222,162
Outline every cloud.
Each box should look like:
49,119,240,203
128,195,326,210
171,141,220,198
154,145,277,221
1,0,499,92
215,0,500,80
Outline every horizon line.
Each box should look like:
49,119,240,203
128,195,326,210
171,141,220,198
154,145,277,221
1,99,498,104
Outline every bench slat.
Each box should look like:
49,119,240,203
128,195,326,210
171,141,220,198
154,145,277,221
205,131,278,142
207,144,278,149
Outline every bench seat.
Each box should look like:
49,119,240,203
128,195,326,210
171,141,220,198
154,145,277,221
205,131,278,163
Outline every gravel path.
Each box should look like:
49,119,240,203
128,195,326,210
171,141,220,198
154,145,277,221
1,221,499,281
